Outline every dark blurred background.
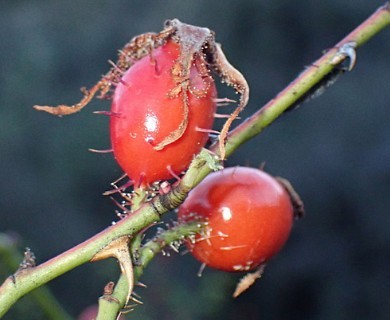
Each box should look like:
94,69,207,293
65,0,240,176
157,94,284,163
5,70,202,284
0,1,389,319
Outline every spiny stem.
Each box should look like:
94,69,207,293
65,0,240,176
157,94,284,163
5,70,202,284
97,221,204,319
96,187,148,318
0,233,72,320
133,221,206,279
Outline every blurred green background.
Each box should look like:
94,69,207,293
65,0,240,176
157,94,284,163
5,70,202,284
0,1,389,319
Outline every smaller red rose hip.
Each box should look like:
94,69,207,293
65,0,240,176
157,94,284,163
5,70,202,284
178,167,300,272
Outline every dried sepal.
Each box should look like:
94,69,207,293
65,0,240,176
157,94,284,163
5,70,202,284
211,43,249,159
275,177,305,219
33,30,172,116
232,264,265,298
33,19,249,160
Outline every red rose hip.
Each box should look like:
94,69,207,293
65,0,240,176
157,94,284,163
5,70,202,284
110,40,217,187
178,167,295,272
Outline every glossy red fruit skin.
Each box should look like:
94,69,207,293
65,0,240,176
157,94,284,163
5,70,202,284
110,40,217,186
178,167,294,272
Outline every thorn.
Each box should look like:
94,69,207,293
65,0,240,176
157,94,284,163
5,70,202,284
93,110,122,117
88,148,113,153
213,113,230,119
195,127,221,134
112,173,128,185
104,63,129,87
118,78,130,87
103,179,134,195
120,306,136,314
131,290,143,300
108,59,125,75
213,97,236,105
330,41,357,71
129,295,143,305
166,165,181,182
136,281,147,288
91,236,134,306
197,263,206,277
110,197,130,214
214,113,241,119
219,244,248,251
135,173,146,189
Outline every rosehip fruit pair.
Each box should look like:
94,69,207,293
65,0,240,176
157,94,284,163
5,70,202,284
110,38,300,272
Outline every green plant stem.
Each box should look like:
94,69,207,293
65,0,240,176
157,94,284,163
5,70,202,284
0,203,160,317
221,2,390,158
0,233,72,320
96,276,128,320
96,187,145,319
133,221,205,279
0,3,388,318
97,221,204,319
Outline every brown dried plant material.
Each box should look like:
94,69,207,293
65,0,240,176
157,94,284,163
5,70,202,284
33,19,249,158
233,264,265,298
275,177,305,219
91,236,134,307
211,43,249,159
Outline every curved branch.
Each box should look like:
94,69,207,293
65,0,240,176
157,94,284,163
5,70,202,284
219,2,390,158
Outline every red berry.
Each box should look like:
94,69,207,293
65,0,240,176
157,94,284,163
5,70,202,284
178,167,294,272
110,40,217,186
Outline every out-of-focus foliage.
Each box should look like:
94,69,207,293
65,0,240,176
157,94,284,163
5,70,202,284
0,1,389,319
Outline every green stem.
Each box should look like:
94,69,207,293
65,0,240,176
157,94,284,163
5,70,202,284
97,222,204,319
0,202,161,317
96,187,147,319
222,3,390,157
0,3,388,318
0,233,72,320
133,221,205,279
